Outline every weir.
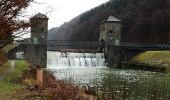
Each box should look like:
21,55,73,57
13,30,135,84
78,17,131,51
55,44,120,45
47,51,106,68
7,14,170,68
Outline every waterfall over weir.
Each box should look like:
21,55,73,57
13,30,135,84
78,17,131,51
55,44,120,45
47,51,106,68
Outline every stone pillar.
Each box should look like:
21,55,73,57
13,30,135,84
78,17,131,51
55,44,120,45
37,68,43,87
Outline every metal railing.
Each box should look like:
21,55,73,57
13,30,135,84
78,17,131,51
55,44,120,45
2,40,170,49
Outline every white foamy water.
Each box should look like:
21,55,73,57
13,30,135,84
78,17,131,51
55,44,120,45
47,51,106,68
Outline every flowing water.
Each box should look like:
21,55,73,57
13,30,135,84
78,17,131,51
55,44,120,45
47,51,170,99
47,51,106,68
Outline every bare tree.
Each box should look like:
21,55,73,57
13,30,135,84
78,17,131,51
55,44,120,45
0,0,33,48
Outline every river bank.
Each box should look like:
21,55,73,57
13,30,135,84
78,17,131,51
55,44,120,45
0,60,27,100
1,50,170,99
0,60,97,100
127,51,170,73
1,59,170,99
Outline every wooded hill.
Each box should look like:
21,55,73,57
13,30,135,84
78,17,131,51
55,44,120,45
48,0,170,43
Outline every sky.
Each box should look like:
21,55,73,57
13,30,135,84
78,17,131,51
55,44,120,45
27,0,109,29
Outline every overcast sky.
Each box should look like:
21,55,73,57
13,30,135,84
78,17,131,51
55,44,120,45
27,0,109,29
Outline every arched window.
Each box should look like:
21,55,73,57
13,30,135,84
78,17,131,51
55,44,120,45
100,25,105,31
33,38,38,44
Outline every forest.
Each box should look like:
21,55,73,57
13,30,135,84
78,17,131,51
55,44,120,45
48,0,170,43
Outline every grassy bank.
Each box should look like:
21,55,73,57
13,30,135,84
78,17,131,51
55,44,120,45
0,60,96,99
131,51,170,72
0,60,27,99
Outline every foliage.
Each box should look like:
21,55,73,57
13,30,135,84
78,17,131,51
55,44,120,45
0,50,7,65
0,0,33,48
16,69,97,99
0,60,27,99
49,0,170,43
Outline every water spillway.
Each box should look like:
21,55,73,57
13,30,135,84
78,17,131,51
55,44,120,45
46,51,170,99
47,51,106,68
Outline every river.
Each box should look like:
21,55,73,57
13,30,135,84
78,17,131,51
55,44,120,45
47,51,170,99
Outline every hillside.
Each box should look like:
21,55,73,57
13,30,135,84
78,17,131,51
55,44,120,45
48,0,170,43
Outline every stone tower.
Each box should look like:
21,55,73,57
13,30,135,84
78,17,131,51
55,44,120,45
30,13,48,43
99,16,121,45
26,13,48,68
99,16,121,67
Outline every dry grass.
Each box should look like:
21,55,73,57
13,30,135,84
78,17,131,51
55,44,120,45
0,60,97,100
131,51,170,72
15,69,97,100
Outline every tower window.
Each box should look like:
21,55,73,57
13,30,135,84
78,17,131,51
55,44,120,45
41,34,44,38
109,30,113,33
33,38,38,44
101,25,105,31
112,25,115,31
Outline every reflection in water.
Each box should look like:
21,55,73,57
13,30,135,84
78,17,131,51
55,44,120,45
47,51,170,99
